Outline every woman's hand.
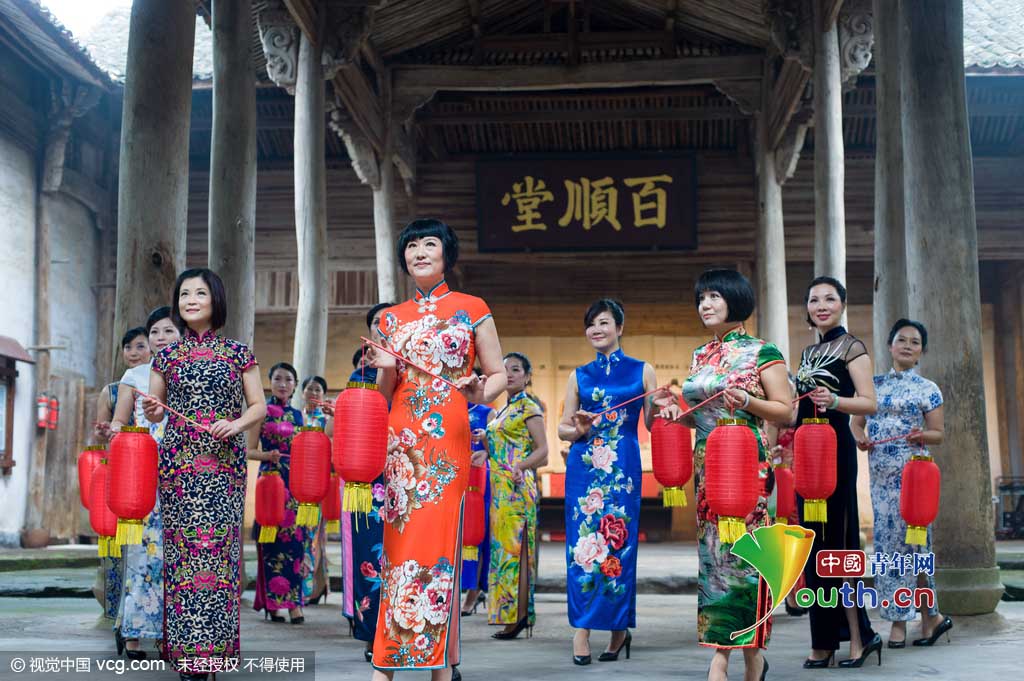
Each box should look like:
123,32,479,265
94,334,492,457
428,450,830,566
471,449,487,466
94,421,113,443
455,374,483,402
808,387,836,413
906,428,925,445
650,388,677,409
658,403,684,422
319,401,335,416
511,462,525,484
722,388,749,413
209,419,241,441
263,449,282,465
855,436,873,452
368,345,396,370
141,396,164,422
471,428,486,445
572,410,596,439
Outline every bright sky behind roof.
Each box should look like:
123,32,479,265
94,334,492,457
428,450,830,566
40,0,131,41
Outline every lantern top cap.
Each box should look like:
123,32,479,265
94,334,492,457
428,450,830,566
346,381,379,390
716,418,747,426
118,426,150,433
297,426,325,433
910,454,935,462
801,418,830,425
84,444,106,451
262,470,281,476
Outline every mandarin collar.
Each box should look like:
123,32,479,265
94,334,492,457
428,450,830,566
595,348,624,373
820,325,847,343
185,327,218,343
268,395,290,407
888,366,919,379
508,390,529,404
414,280,450,302
714,325,746,343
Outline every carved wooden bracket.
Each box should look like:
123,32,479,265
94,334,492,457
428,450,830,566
42,81,101,194
839,10,873,85
258,6,300,93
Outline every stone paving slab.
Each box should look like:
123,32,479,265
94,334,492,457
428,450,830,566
0,594,1022,680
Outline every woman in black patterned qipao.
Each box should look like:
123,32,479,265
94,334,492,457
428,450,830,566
143,269,266,681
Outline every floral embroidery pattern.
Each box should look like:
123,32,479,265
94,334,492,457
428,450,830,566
382,428,458,533
380,557,456,667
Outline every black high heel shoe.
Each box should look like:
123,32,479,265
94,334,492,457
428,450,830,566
125,641,147,661
838,634,882,668
264,610,285,623
492,616,532,640
598,630,631,662
912,616,952,646
114,630,125,656
363,646,373,663
759,656,769,681
802,652,835,669
462,592,485,616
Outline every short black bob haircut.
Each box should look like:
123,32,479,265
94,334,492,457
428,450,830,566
584,298,625,329
694,269,755,322
268,361,297,382
171,268,227,332
396,219,459,275
145,306,176,335
887,318,929,351
121,327,147,348
301,375,328,393
366,302,394,332
804,275,847,326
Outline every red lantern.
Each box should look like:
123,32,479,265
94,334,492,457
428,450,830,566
333,382,388,514
108,426,158,545
774,465,795,522
47,396,59,430
290,426,332,527
900,454,941,545
651,418,693,507
322,472,342,534
462,465,487,560
256,472,286,543
704,418,760,543
77,445,105,509
794,418,837,522
36,394,48,429
88,459,120,558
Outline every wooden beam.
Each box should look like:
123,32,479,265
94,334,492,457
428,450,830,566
283,0,319,45
467,0,483,65
767,57,811,149
568,0,580,66
417,103,747,125
479,30,685,53
822,0,845,31
393,55,762,95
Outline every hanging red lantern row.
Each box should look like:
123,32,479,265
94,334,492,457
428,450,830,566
774,465,795,522
794,418,837,522
256,472,286,543
290,426,332,527
108,426,158,545
89,459,120,558
650,418,693,507
77,445,106,509
704,418,760,544
462,465,487,560
900,454,941,545
333,382,388,514
322,472,342,534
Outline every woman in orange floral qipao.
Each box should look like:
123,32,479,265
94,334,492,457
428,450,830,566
369,219,506,681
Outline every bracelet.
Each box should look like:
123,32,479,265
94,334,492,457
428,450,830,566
741,392,751,410
830,394,840,410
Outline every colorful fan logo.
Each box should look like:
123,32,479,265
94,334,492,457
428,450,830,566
728,524,816,640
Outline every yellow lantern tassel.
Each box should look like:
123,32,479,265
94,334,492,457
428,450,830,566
662,487,687,508
97,536,108,558
343,482,372,514
116,519,144,545
462,545,479,561
326,520,340,534
296,503,320,527
803,499,828,523
107,537,121,558
905,525,928,546
258,525,278,543
717,517,747,544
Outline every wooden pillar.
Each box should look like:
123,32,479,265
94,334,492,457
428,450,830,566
755,116,790,364
112,0,195,370
871,0,907,372
373,120,399,303
994,265,1024,481
209,0,257,346
812,0,846,282
900,0,1002,615
291,30,329,383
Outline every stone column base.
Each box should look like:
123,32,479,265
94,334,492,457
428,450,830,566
935,566,1004,615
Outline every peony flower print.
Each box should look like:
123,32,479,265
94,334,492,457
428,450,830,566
572,532,610,572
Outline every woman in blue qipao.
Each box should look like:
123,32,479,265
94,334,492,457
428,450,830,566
461,373,496,617
557,299,670,666
852,319,952,649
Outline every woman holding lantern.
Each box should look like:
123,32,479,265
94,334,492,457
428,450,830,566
480,352,547,639
142,268,266,681
248,361,308,625
851,319,952,648
109,306,181,659
368,219,506,680
557,298,668,666
300,375,331,606
659,269,792,681
795,276,879,669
